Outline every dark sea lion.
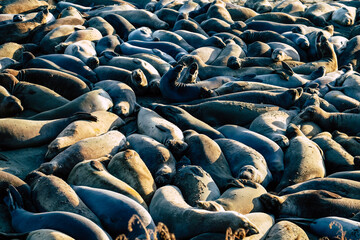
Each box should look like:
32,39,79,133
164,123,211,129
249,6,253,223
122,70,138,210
73,185,156,239
5,68,90,100
173,165,221,207
0,9,48,44
149,185,259,239
312,132,356,174
107,150,157,205
282,32,310,50
37,130,126,179
279,178,360,200
103,13,134,41
299,105,360,135
94,80,136,118
175,30,226,49
218,125,284,183
0,85,23,117
94,66,148,95
95,35,122,56
12,81,69,113
129,53,172,76
3,185,111,240
0,112,96,150
332,131,360,156
246,41,271,57
244,0,272,13
260,190,360,218
211,39,246,66
137,106,188,156
182,130,235,192
275,124,325,192
38,54,98,83
155,8,179,27
86,16,115,37
67,160,147,209
46,111,124,160
179,100,283,128
197,181,267,214
25,172,101,226
152,103,224,139
127,133,176,186
226,5,258,22
28,89,113,120
173,14,209,37
215,139,272,186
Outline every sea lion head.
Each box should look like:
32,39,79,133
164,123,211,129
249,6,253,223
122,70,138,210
237,165,262,183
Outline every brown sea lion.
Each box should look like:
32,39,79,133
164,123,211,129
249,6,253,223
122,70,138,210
0,0,48,14
0,85,23,117
332,131,360,156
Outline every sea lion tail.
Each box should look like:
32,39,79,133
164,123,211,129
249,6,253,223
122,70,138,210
72,112,98,122
3,185,24,212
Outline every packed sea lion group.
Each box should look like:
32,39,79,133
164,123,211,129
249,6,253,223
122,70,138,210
0,0,360,239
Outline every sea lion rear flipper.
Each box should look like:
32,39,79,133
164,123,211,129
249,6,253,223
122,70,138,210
3,185,23,211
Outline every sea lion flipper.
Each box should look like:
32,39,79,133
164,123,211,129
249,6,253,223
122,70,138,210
0,153,9,161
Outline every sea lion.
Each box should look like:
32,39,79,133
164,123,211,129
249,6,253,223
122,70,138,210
249,108,299,148
95,35,122,56
28,89,113,120
299,105,360,135
304,3,337,27
67,160,147,209
282,32,310,50
37,130,127,179
72,185,156,239
182,130,235,192
155,8,179,27
190,46,222,65
244,0,272,13
211,39,246,66
128,26,153,41
175,30,226,49
107,150,157,205
264,221,309,240
24,171,101,226
94,80,136,118
0,9,48,44
179,55,275,80
93,66,148,95
64,40,99,69
260,190,360,218
246,41,271,57
279,178,360,200
328,170,360,182
46,110,124,160
311,132,356,174
0,85,23,117
3,185,111,240
40,25,86,54
245,12,312,25
151,103,224,139
38,54,98,83
173,165,221,207
324,90,360,112
129,53,172,76
173,14,209,38
86,16,115,36
328,35,348,56
275,124,325,192
332,131,360,156
0,0,48,14
0,112,96,150
197,181,267,214
149,185,259,239
330,70,360,102
102,13,134,41
215,138,272,186
152,30,194,52
127,133,176,186
137,106,188,156
12,81,69,113
4,68,90,100
178,100,283,128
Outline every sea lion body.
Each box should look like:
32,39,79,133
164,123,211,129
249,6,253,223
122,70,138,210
0,113,96,150
215,138,272,186
265,220,309,240
102,13,135,41
149,185,259,239
67,160,147,209
129,53,171,76
73,185,156,239
137,106,188,155
244,0,272,13
64,40,99,69
152,103,224,139
94,65,148,95
46,110,124,160
94,80,136,118
152,30,194,52
28,89,113,120
276,124,325,192
127,133,176,186
183,130,235,191
86,16,115,37
95,35,122,56
37,130,127,178
332,131,360,156
0,85,23,117
107,150,157,204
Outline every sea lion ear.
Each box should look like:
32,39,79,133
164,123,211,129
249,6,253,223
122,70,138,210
281,62,294,76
